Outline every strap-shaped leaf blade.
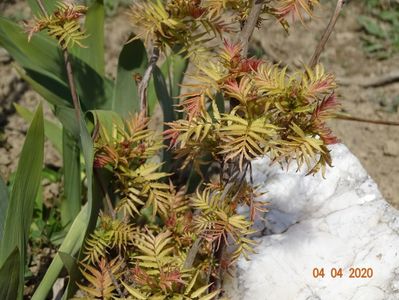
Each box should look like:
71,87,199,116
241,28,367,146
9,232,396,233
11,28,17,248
27,0,58,15
153,66,175,171
61,129,81,227
0,248,20,300
14,103,63,154
0,176,8,243
72,0,105,76
0,17,114,111
0,104,44,298
32,204,89,300
112,38,147,116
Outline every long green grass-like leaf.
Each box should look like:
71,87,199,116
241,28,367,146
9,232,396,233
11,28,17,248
112,38,147,116
16,67,72,108
14,103,63,154
0,17,66,81
168,54,188,98
61,130,81,227
33,116,98,300
92,110,124,138
55,106,80,138
0,176,8,243
148,65,168,117
32,204,89,300
0,104,44,298
0,248,19,300
153,66,175,124
153,66,175,172
148,53,187,116
70,57,114,111
15,65,83,222
58,251,80,300
27,0,57,16
73,0,105,76
61,118,100,299
69,0,115,110
0,17,114,111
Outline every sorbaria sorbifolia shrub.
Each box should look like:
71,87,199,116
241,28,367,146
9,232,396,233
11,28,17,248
1,0,340,299
78,1,338,298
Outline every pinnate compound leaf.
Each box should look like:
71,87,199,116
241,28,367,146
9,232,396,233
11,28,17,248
122,281,148,300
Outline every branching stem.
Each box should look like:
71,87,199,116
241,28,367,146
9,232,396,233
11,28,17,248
35,0,48,17
63,50,82,121
239,0,264,57
183,238,202,269
309,0,346,68
138,47,160,115
105,261,125,299
36,0,81,121
336,114,399,126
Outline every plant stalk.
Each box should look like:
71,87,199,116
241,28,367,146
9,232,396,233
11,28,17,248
35,0,48,17
36,0,82,121
138,46,160,115
309,0,346,68
63,49,82,121
105,261,125,298
239,0,264,57
335,113,399,126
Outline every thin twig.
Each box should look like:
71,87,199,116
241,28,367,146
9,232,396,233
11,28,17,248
238,0,264,57
36,0,81,121
35,0,48,17
335,113,399,126
209,162,249,293
309,0,346,68
138,47,160,115
339,71,399,87
249,161,253,185
105,261,125,299
63,50,82,121
230,163,250,203
183,238,202,269
209,238,226,293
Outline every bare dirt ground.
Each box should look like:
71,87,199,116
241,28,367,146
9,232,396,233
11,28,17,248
1,1,398,209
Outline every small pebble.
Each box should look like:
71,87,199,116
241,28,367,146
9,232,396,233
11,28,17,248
383,140,399,157
0,47,10,63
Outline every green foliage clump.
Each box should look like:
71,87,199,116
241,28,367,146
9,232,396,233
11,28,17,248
76,110,268,298
167,42,337,176
358,0,399,59
26,3,88,49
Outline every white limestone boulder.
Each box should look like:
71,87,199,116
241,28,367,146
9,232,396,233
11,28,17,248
224,144,399,300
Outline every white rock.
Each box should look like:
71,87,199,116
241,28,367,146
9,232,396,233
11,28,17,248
224,144,399,300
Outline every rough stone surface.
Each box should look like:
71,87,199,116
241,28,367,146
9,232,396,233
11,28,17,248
383,140,399,157
224,144,399,300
